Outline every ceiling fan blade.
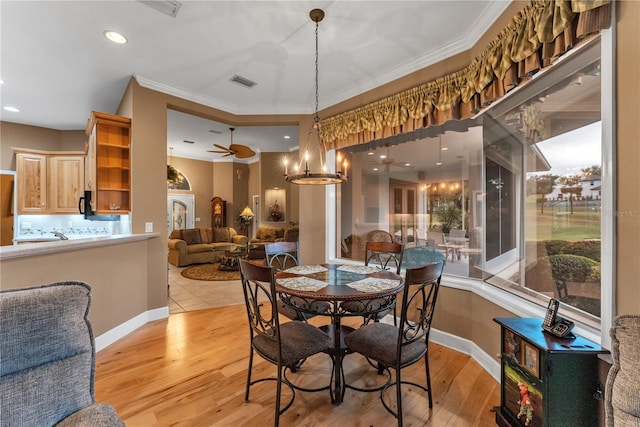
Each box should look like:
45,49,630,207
207,149,229,153
213,143,232,152
229,144,256,159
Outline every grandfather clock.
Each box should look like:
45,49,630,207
211,197,226,228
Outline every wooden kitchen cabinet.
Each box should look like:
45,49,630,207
49,155,84,213
85,111,131,214
15,149,85,214
16,152,47,213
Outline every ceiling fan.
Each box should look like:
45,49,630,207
371,144,414,172
207,128,256,159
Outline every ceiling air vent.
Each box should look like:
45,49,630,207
208,129,222,134
229,74,257,89
182,140,195,144
138,0,182,18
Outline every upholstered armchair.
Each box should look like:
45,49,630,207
281,226,299,242
0,282,124,426
605,315,640,426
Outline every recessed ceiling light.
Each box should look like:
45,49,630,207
404,163,411,167
373,167,379,171
380,155,387,159
441,146,449,151
367,151,374,155
436,161,442,166
104,30,128,44
3,106,19,113
284,135,291,139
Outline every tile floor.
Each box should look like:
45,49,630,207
168,264,245,313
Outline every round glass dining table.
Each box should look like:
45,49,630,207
275,263,404,404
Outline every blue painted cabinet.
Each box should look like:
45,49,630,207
493,317,607,427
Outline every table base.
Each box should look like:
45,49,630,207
319,323,355,404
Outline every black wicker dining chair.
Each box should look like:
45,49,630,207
239,259,332,427
264,241,330,322
341,240,404,324
344,260,444,427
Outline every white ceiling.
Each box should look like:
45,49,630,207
0,0,511,161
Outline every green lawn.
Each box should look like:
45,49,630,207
526,203,601,242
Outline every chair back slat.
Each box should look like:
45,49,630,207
265,241,299,271
365,241,404,274
398,261,444,349
239,260,279,343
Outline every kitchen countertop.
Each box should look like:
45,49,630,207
13,234,113,243
1,233,161,260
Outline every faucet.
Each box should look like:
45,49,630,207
51,231,69,240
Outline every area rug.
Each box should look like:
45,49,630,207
180,263,240,281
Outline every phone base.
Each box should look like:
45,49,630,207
542,329,576,339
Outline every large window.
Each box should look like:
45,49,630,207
337,41,604,324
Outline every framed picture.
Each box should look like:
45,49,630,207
523,341,539,378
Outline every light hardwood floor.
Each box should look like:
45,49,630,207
94,266,499,426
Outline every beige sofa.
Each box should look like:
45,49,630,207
248,226,300,259
168,227,248,267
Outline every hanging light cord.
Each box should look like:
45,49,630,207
314,18,320,125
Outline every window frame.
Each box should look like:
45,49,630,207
328,32,614,347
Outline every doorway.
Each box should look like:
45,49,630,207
167,194,195,235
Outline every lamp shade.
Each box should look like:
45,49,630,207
240,206,254,218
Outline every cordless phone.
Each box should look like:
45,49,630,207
542,299,575,338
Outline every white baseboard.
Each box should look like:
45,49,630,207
381,316,500,382
430,328,501,382
95,306,169,352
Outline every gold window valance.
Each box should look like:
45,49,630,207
321,0,611,150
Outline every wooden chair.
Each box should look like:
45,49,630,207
238,260,331,427
265,241,300,271
344,261,445,426
264,241,330,322
341,241,404,324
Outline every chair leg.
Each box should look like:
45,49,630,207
425,353,433,408
396,369,403,427
245,348,254,402
275,365,283,427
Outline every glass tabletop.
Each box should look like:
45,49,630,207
275,263,403,302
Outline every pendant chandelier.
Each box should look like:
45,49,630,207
284,8,347,185
167,146,184,188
